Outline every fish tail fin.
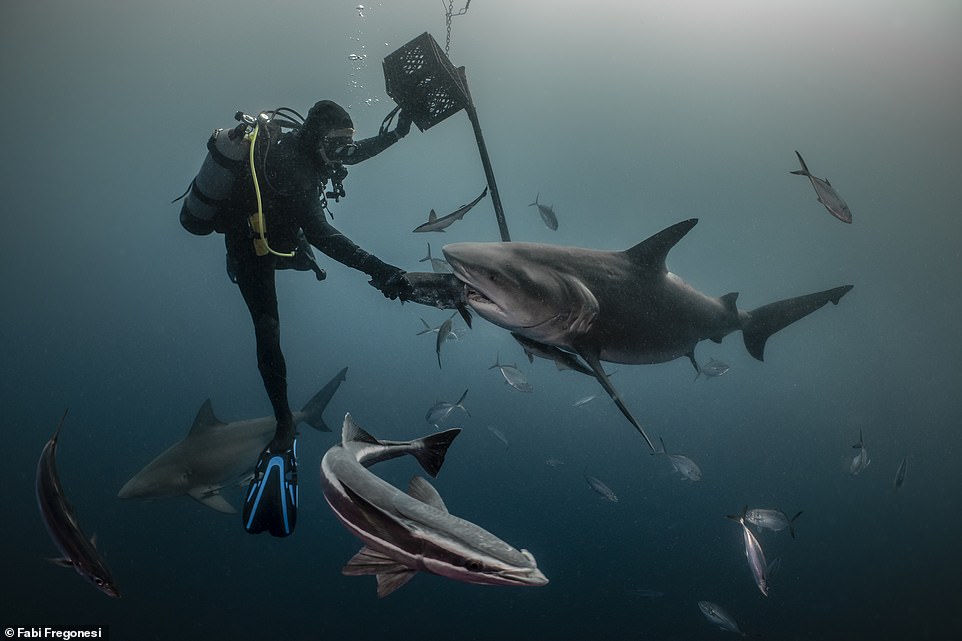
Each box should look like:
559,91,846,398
412,428,462,477
790,150,811,176
300,367,348,432
528,192,540,207
456,388,470,416
789,511,803,539
741,285,853,361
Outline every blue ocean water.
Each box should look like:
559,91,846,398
3,1,961,639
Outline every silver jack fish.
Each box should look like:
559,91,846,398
425,389,470,428
791,150,852,223
698,600,746,636
850,429,871,476
528,192,558,230
727,506,769,597
745,508,804,539
36,411,120,598
320,414,548,597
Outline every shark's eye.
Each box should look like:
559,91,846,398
465,559,484,572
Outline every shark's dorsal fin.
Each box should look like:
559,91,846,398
342,413,380,446
428,209,437,222
188,399,226,436
406,476,449,513
623,219,698,273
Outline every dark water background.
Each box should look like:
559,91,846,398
3,1,960,639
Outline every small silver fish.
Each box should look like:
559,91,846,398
418,243,453,273
528,192,558,230
489,353,533,393
698,600,746,636
791,150,852,224
572,394,597,407
658,437,702,481
584,472,618,502
544,458,565,467
694,357,730,380
727,507,769,597
425,389,470,428
893,456,907,492
850,429,871,476
487,425,510,449
745,508,804,539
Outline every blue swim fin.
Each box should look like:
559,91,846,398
242,440,298,537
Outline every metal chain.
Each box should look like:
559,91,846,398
444,0,471,55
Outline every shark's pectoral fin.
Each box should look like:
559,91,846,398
188,488,237,514
47,557,76,568
578,348,657,454
343,546,417,598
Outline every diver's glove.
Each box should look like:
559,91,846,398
368,264,414,301
394,111,412,139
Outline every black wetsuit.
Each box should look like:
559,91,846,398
221,126,405,449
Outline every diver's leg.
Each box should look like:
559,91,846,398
232,252,295,449
229,235,298,537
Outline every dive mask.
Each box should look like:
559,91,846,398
318,127,356,163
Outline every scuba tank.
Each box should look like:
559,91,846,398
179,122,250,235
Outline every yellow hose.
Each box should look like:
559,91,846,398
247,124,294,258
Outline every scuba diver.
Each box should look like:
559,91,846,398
179,100,415,537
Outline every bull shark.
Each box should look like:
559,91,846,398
441,219,853,452
321,414,548,597
118,367,347,513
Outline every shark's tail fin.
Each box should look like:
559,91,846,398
741,285,853,361
300,367,348,432
412,428,462,477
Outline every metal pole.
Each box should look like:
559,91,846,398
459,67,510,242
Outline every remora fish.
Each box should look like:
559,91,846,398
698,601,746,636
512,332,595,376
489,353,533,393
413,187,488,233
418,243,453,273
37,410,120,598
584,472,618,502
425,389,470,428
320,414,547,596
442,219,852,452
745,508,804,539
119,367,346,512
528,192,558,230
657,437,702,481
727,507,769,597
850,429,871,476
791,150,852,223
894,456,908,492
694,357,730,380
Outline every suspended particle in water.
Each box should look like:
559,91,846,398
356,4,365,18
